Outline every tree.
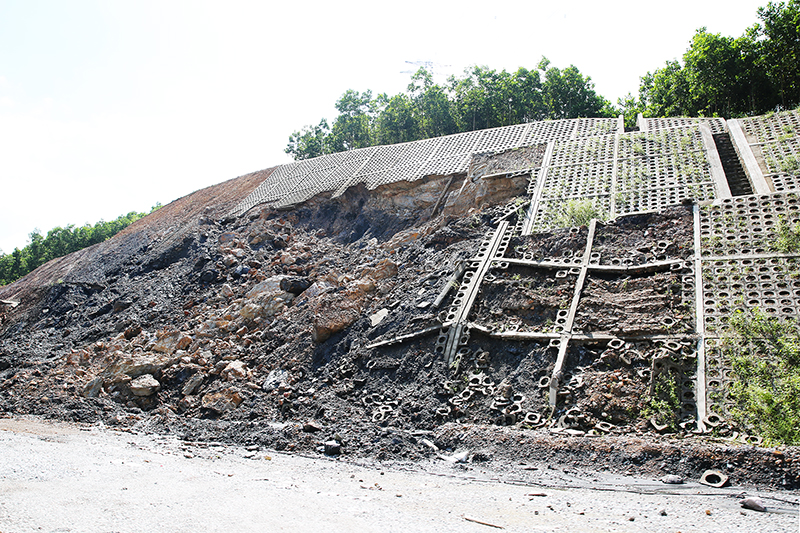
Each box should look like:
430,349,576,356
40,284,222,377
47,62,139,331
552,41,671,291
374,93,419,145
757,0,800,108
327,90,375,152
285,119,330,160
639,2,799,119
284,60,616,161
407,69,458,139
617,93,643,130
541,60,614,119
449,66,546,131
0,209,153,286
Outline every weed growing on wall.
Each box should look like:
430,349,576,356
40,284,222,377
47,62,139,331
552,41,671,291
723,308,800,445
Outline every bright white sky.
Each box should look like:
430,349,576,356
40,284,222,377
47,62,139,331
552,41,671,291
0,0,768,253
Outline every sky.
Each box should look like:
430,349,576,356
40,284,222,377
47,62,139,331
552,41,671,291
0,0,769,254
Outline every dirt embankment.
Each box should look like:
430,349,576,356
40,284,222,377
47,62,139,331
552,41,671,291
0,166,797,492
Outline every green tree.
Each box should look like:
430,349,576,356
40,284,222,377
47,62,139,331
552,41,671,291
327,90,376,152
757,0,800,108
617,92,643,129
374,93,420,145
639,2,799,119
285,119,330,160
407,69,458,139
0,209,154,286
540,58,614,119
449,66,546,131
284,60,616,161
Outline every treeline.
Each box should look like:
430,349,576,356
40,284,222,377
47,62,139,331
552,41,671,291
0,205,160,286
287,0,800,160
630,0,800,120
285,58,615,160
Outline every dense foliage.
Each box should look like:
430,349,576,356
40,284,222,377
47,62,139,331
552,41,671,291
286,58,614,160
725,308,800,445
630,0,800,121
0,205,160,286
288,1,800,157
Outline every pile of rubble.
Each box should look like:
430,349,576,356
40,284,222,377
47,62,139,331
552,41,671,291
0,133,798,490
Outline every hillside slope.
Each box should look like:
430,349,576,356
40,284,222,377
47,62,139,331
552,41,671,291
1,116,799,490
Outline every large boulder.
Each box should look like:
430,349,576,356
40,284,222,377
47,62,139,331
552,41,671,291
202,389,243,413
129,374,160,397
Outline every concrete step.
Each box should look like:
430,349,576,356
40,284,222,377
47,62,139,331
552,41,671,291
713,132,753,196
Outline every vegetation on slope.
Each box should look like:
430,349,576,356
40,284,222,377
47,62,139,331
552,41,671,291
286,58,615,159
288,0,800,158
724,308,800,445
631,0,800,120
0,204,161,286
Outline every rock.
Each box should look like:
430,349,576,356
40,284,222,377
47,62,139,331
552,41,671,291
354,278,376,293
740,497,766,512
82,377,104,398
218,232,237,245
302,281,336,300
123,325,142,340
130,374,160,397
438,450,470,463
263,369,290,392
221,284,234,297
660,475,684,484
312,281,373,342
182,373,205,395
100,352,181,380
222,254,238,267
313,307,360,342
303,421,322,432
369,308,389,327
241,276,296,319
323,440,341,455
199,269,218,283
221,360,247,381
358,259,398,281
280,276,312,295
152,331,192,354
238,303,261,320
202,389,243,413
112,299,132,313
420,439,439,451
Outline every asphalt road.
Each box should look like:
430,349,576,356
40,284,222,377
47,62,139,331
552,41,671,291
0,417,797,533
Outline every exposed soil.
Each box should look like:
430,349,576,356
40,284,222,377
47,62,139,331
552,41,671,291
0,170,798,494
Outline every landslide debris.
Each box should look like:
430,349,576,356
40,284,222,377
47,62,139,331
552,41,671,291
0,168,797,491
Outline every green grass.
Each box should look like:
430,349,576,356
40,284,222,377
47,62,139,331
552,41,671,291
552,199,603,228
641,369,681,431
723,308,800,445
771,216,800,253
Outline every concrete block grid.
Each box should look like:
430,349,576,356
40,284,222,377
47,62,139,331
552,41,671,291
639,116,727,135
729,109,800,194
233,113,798,439
700,192,800,437
525,124,728,233
434,211,701,431
231,118,621,216
476,191,800,436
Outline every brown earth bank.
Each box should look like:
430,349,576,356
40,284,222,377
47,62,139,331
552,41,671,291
0,168,798,493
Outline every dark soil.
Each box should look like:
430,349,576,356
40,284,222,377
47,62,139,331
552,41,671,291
0,172,797,492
